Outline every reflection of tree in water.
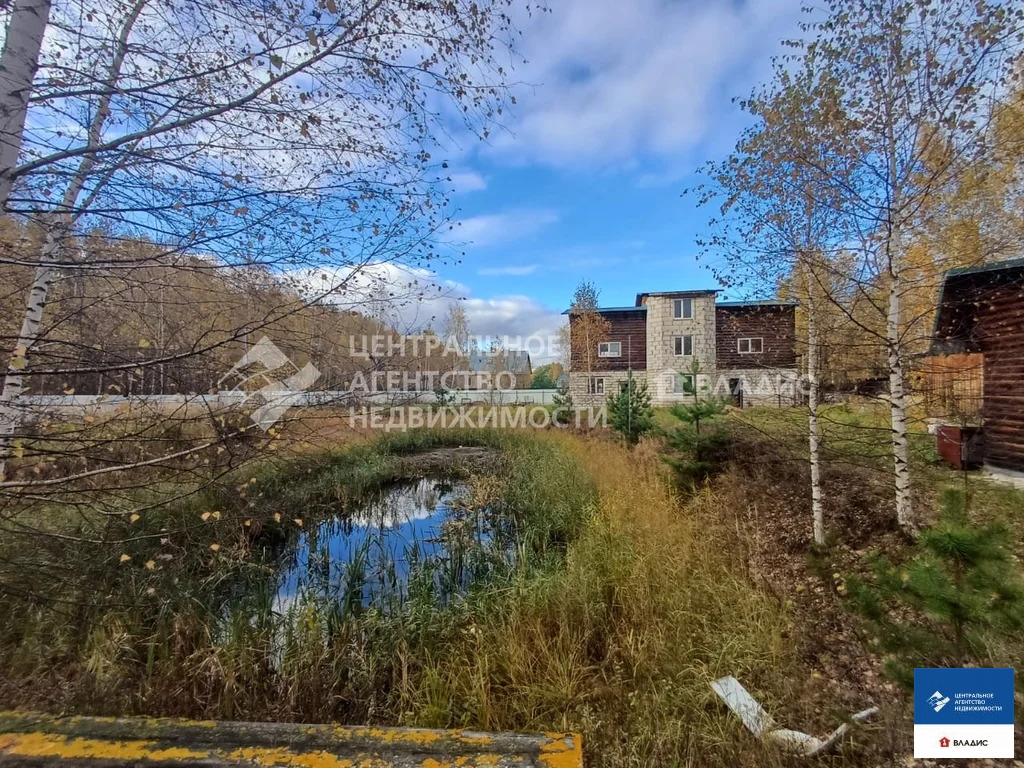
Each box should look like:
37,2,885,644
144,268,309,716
271,476,510,614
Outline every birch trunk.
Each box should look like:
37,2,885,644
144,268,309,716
806,270,825,546
0,1,145,480
886,266,914,531
0,0,52,211
0,227,57,477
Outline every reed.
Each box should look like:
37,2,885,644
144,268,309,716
0,427,800,767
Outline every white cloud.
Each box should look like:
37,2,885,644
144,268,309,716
478,264,539,276
296,260,564,362
460,295,565,362
448,171,487,194
453,208,559,246
492,0,800,167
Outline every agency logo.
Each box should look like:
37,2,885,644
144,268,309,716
928,690,951,713
218,336,320,431
913,668,1014,759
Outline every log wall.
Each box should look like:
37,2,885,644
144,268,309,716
974,282,1024,472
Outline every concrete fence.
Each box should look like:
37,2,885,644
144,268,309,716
13,389,562,419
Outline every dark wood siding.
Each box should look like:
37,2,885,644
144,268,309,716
973,278,1024,472
570,310,647,371
715,306,797,370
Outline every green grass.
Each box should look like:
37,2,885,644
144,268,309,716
0,426,802,768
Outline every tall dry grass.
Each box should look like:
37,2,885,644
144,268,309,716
397,434,792,767
2,427,808,767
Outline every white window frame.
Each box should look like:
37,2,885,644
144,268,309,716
598,341,621,358
587,377,605,395
673,373,695,394
673,298,693,319
673,335,694,356
737,337,764,354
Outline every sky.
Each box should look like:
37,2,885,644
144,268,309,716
349,0,809,360
402,0,807,359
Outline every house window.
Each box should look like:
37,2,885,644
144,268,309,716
737,337,763,354
587,377,605,395
674,335,693,356
673,373,695,394
673,298,693,319
598,341,621,358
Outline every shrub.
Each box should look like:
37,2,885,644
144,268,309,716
661,427,731,487
606,374,654,444
433,385,456,408
551,379,574,426
846,487,1024,688
661,360,730,485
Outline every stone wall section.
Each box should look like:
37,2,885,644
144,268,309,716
568,370,648,407
644,294,717,405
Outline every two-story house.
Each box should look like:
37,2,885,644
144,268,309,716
567,289,800,407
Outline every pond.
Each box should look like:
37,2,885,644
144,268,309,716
271,476,508,613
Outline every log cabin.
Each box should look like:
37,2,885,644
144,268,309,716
930,258,1024,477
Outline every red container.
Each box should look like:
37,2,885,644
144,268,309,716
936,425,983,469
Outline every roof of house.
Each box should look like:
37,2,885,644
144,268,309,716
561,297,796,314
466,350,532,373
931,258,1024,352
635,289,720,305
944,256,1024,278
560,305,646,315
717,300,799,308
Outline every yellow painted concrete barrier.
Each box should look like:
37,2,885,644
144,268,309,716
0,712,582,768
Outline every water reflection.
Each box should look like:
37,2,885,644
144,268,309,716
272,477,501,612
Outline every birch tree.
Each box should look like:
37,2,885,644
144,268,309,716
441,302,471,365
0,0,51,211
694,59,853,546
0,0,526,483
800,0,1024,532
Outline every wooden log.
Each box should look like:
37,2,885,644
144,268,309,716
0,712,582,768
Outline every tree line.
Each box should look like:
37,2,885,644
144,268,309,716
0,0,525,556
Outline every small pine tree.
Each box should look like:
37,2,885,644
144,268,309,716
433,385,455,408
846,487,1024,689
551,379,574,426
606,372,654,444
667,358,729,434
661,359,731,485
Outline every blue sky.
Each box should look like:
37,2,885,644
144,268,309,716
381,0,807,355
